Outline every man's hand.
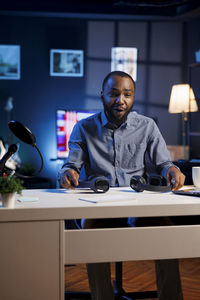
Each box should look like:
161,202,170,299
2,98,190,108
166,166,185,191
59,168,79,189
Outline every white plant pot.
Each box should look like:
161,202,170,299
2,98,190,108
0,193,16,208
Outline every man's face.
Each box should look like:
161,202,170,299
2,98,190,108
101,75,135,125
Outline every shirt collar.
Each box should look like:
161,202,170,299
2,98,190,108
101,111,109,127
101,111,120,130
101,110,139,129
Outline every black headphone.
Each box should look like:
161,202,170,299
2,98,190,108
130,174,171,193
78,175,110,193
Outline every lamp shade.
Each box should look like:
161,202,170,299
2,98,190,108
168,84,198,114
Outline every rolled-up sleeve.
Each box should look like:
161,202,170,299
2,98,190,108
62,123,87,173
147,120,174,177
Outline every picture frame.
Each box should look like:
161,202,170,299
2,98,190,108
0,45,20,80
50,49,84,77
111,47,137,81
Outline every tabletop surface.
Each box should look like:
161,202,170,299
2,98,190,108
1,186,200,222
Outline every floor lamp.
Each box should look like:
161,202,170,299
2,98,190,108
168,84,198,160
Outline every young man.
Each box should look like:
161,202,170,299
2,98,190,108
58,71,185,300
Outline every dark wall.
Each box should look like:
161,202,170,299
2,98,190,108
85,20,185,145
0,13,199,186
0,15,88,184
186,18,200,159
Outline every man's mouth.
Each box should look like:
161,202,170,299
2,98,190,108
113,106,125,112
112,108,127,119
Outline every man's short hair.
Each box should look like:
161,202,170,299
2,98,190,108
102,71,136,91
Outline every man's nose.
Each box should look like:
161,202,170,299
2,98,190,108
116,94,124,103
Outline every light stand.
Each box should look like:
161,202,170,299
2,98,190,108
168,84,198,160
0,120,43,178
182,111,188,160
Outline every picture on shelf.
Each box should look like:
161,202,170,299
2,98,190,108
111,47,137,81
50,49,84,77
0,45,20,80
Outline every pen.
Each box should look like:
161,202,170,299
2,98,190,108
78,198,97,204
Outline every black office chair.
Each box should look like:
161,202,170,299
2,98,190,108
65,220,157,300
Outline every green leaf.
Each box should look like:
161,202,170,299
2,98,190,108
0,176,24,194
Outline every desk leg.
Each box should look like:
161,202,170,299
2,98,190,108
0,220,65,300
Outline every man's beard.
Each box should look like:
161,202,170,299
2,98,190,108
103,102,133,127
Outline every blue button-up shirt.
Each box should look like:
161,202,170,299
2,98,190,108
61,111,173,187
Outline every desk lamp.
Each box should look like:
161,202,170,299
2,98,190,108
168,84,198,159
0,120,43,177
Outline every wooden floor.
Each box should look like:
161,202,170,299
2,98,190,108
65,258,200,299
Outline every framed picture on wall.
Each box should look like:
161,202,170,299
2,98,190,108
50,49,84,77
0,45,20,80
111,47,137,81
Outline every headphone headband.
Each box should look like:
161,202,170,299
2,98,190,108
130,174,171,193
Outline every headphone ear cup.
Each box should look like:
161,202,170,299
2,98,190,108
130,174,171,193
130,176,146,192
161,176,168,186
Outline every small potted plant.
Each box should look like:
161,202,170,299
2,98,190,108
0,175,24,208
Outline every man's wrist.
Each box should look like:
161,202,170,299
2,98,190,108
161,164,180,178
57,166,80,182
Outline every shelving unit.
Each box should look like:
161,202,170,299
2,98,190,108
173,63,200,184
188,62,200,159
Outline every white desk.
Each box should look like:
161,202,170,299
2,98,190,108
1,187,200,300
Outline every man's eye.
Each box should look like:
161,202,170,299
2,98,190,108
109,93,118,98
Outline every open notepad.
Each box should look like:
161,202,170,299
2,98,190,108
78,193,136,204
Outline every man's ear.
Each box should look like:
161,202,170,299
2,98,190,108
100,91,104,102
